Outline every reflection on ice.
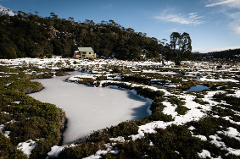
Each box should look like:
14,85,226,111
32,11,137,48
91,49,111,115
29,72,151,144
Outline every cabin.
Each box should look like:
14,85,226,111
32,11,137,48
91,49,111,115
74,47,96,59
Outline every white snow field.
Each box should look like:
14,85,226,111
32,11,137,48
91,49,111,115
29,71,152,144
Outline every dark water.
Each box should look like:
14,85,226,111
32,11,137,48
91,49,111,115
188,84,210,92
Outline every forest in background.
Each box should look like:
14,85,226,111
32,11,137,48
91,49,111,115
0,10,195,61
1,10,239,62
194,48,240,61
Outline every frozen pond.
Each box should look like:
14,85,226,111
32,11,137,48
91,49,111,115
29,72,151,144
188,84,210,92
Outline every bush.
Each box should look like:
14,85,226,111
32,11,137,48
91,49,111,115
101,125,204,158
148,109,173,122
59,142,105,159
167,96,189,115
55,70,69,76
108,121,139,138
135,87,164,99
96,76,107,80
175,105,190,115
111,67,122,74
1,87,66,159
150,97,166,113
77,78,95,85
8,79,43,94
0,133,27,159
193,98,209,105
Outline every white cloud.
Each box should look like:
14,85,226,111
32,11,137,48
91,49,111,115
0,5,15,16
223,11,240,35
100,4,112,9
193,46,240,53
229,20,240,35
205,0,240,9
164,27,186,33
154,10,204,25
222,11,240,35
205,1,240,35
226,11,240,19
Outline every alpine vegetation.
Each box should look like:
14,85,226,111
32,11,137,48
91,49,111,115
1,57,240,158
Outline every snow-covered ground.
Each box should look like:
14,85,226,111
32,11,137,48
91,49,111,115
1,57,240,158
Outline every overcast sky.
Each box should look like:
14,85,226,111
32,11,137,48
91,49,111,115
1,0,240,53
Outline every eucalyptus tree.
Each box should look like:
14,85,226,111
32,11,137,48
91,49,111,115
180,32,192,54
160,39,168,65
170,32,181,65
170,32,192,65
177,32,192,63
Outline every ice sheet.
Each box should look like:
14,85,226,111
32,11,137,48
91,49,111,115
29,72,151,144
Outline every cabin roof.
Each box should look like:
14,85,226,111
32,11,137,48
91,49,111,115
77,47,94,52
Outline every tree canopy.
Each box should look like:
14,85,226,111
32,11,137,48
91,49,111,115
170,32,192,65
0,10,194,61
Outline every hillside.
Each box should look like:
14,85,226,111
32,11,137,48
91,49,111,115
194,48,240,61
0,11,170,60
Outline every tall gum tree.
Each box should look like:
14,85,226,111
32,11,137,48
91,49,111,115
170,32,180,65
170,32,192,65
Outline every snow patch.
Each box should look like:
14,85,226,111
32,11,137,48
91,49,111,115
17,139,37,158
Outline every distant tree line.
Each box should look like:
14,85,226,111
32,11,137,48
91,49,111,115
194,48,240,61
0,10,194,61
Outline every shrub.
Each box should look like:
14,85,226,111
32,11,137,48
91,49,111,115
88,57,95,61
196,93,204,98
150,97,166,113
8,79,43,94
135,87,164,99
167,96,189,115
59,142,104,159
148,109,173,122
193,98,209,105
77,78,95,85
55,70,69,76
101,125,205,158
96,76,107,80
0,133,27,159
108,121,139,138
111,67,122,73
73,61,79,64
148,125,203,158
188,117,230,136
175,105,190,115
